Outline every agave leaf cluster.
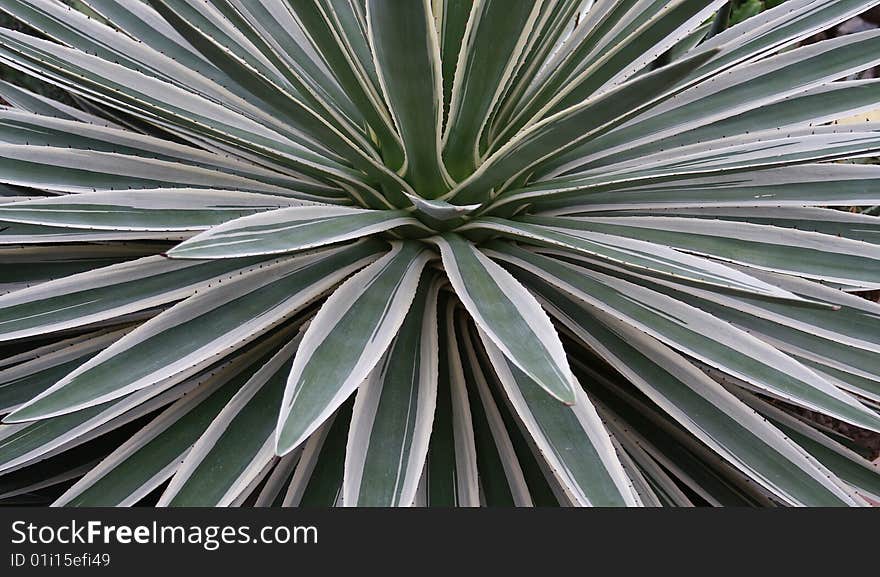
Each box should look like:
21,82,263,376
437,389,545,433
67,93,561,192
0,0,878,507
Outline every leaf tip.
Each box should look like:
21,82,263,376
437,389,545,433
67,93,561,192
3,404,46,424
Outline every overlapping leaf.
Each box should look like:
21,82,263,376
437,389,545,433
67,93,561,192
0,0,878,508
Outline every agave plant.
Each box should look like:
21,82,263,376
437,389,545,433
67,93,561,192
0,0,879,507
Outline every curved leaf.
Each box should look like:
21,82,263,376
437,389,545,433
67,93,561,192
434,233,577,404
8,241,383,421
276,241,432,455
343,278,440,506
169,206,427,259
0,189,303,231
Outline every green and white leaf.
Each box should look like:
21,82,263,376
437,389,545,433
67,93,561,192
566,307,865,506
366,0,452,195
169,205,427,259
0,254,276,341
8,241,383,420
0,189,304,231
276,241,432,455
343,278,440,506
479,333,639,507
158,333,304,506
486,243,880,433
434,233,578,404
53,335,289,506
